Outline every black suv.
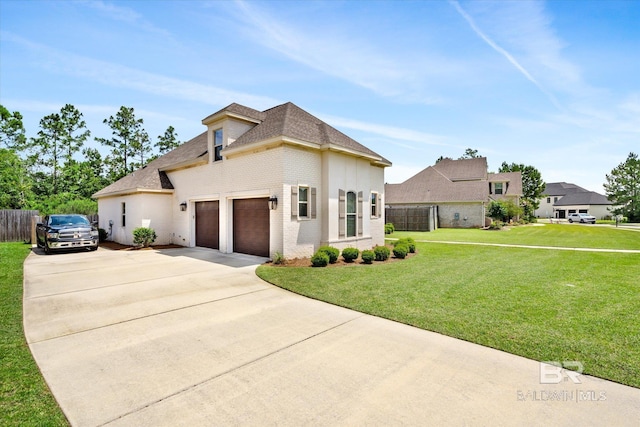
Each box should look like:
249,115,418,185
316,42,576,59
36,214,99,254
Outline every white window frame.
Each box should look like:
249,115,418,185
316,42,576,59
213,128,223,162
346,191,357,237
371,192,379,218
121,202,126,227
298,186,309,218
494,182,503,195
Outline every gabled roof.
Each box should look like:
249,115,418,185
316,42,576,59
94,102,390,198
488,171,523,196
223,102,391,164
432,157,487,181
386,157,490,204
92,132,208,198
543,182,588,196
555,191,612,206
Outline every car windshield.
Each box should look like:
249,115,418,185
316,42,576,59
50,215,90,226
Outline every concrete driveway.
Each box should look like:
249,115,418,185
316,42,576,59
24,247,640,426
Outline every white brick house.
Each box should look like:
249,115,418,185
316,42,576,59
93,102,391,258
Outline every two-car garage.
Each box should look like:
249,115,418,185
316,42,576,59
195,198,270,257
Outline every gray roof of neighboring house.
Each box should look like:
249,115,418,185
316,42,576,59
92,132,208,197
488,171,523,196
385,157,523,204
94,102,390,198
543,182,589,196
554,191,612,206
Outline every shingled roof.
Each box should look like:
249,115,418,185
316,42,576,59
94,102,390,198
386,158,490,204
223,102,390,164
543,182,589,196
92,132,208,198
554,191,612,206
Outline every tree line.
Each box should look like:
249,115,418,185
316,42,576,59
0,104,181,214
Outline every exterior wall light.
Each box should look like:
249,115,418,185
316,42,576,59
268,196,278,210
180,202,187,211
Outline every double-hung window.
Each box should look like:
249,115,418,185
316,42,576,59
298,186,309,217
213,129,223,162
371,192,379,218
494,182,503,195
346,191,357,237
121,202,126,227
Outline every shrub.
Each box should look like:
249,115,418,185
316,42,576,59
374,245,390,261
272,252,286,265
98,228,108,243
384,223,395,234
341,247,360,262
318,245,340,264
311,251,329,267
394,237,416,253
132,227,157,247
393,243,409,259
361,250,375,264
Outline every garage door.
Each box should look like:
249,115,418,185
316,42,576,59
233,198,269,257
195,201,219,249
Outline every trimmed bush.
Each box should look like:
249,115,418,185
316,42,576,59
394,237,416,253
311,251,329,267
341,247,360,262
393,243,409,259
374,245,390,261
318,245,340,264
132,227,157,247
361,249,375,264
384,223,395,234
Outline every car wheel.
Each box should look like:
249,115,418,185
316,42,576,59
568,219,573,223
580,219,585,223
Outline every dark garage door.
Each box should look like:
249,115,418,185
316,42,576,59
233,198,269,257
196,201,219,249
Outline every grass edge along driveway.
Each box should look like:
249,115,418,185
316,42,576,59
257,226,640,389
0,243,68,426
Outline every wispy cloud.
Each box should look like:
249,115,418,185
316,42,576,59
1,32,278,110
79,0,172,38
319,113,449,148
226,0,442,104
450,0,563,110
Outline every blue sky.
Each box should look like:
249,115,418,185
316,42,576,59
1,0,639,193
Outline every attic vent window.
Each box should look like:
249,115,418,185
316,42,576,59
214,128,223,162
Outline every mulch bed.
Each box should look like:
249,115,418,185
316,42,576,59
268,247,415,268
99,241,184,251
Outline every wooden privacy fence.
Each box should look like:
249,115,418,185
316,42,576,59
385,206,438,232
0,210,39,242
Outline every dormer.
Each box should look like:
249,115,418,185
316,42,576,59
201,103,266,163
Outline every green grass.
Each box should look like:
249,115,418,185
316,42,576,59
0,243,68,426
392,223,640,250
257,227,640,388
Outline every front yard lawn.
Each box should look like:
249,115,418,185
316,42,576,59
0,243,67,426
257,226,640,388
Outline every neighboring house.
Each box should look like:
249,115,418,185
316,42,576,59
93,102,391,259
535,182,613,219
385,157,522,228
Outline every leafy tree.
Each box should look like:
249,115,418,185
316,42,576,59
604,152,640,222
155,125,180,155
499,162,545,221
96,106,145,180
488,199,522,222
435,155,451,164
0,105,27,150
0,148,33,209
459,148,480,159
28,104,90,194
